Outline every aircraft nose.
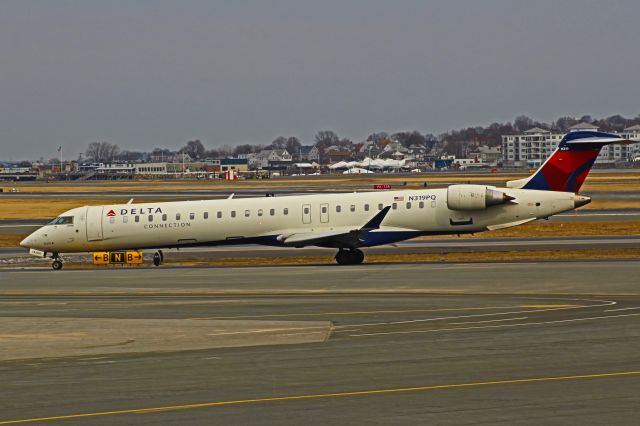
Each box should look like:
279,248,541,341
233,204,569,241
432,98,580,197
574,195,591,208
20,233,36,248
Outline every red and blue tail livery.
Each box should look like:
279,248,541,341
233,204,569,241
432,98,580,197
507,131,630,193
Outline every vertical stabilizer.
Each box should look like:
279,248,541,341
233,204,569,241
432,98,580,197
506,131,630,193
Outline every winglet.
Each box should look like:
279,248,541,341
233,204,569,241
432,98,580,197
361,206,391,231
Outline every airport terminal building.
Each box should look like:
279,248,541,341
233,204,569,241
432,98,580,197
502,123,640,167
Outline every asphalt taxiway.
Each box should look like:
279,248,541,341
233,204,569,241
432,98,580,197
1,261,639,425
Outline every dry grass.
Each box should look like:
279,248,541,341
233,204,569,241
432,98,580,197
586,199,640,209
0,235,24,247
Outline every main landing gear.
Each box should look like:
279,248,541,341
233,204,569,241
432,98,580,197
335,248,365,265
153,250,164,267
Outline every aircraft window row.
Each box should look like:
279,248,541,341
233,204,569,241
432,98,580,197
48,216,74,225
125,202,437,225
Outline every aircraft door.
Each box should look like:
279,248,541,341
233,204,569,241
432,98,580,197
86,206,104,241
320,203,329,223
302,204,312,224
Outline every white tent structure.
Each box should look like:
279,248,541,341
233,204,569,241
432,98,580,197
343,167,374,174
329,157,406,171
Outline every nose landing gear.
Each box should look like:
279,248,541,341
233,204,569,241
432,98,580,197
335,248,365,265
51,254,64,270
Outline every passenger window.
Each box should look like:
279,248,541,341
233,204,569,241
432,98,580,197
258,209,263,217
189,213,195,220
321,206,327,213
162,214,167,221
217,211,222,219
245,210,250,217
350,205,355,212
364,204,369,212
336,205,341,213
304,207,309,214
419,201,424,208
123,216,128,224
378,203,383,210
135,215,140,223
109,217,115,224
270,208,275,216
431,200,437,208
231,211,236,218
176,213,181,220
284,208,289,215
392,203,397,210
148,215,153,222
204,212,209,219
406,202,411,209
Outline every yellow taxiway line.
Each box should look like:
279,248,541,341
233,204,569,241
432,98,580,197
1,371,638,424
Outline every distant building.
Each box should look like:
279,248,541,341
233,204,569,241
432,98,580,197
501,124,640,167
135,163,167,175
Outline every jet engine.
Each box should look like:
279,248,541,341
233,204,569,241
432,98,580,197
446,184,514,211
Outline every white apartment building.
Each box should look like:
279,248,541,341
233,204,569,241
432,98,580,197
502,123,640,167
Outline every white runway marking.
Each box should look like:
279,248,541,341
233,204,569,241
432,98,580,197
448,317,528,325
335,299,615,330
348,313,640,337
604,306,640,312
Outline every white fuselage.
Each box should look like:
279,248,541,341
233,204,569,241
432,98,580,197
20,188,583,254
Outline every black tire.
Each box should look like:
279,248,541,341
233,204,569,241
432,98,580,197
335,250,350,265
351,249,365,264
153,252,161,267
158,250,164,262
335,249,365,265
52,260,63,270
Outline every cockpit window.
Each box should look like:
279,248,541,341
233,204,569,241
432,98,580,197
47,216,74,225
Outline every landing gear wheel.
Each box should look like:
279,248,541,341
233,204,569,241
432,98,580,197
153,251,163,267
52,260,63,270
157,250,164,262
335,248,365,265
351,248,364,264
335,249,350,265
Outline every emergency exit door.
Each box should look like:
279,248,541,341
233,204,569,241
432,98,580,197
302,204,312,224
320,203,329,223
86,206,104,241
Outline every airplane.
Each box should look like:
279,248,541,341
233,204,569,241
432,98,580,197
20,131,630,270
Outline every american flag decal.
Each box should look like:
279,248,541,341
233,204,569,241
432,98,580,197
393,196,404,202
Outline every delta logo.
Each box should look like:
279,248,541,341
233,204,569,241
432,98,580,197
106,210,116,217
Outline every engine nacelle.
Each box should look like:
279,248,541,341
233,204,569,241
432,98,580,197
446,184,513,211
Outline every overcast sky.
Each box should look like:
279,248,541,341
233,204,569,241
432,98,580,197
1,0,639,160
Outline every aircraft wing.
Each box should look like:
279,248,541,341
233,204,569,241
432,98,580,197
277,206,391,248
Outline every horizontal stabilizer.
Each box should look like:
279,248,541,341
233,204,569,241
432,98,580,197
486,218,536,231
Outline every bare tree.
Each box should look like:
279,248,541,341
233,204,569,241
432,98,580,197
85,141,120,162
285,137,301,156
180,140,206,159
270,136,287,150
314,130,339,147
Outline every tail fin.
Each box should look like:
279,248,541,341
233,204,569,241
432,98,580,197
506,131,630,193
